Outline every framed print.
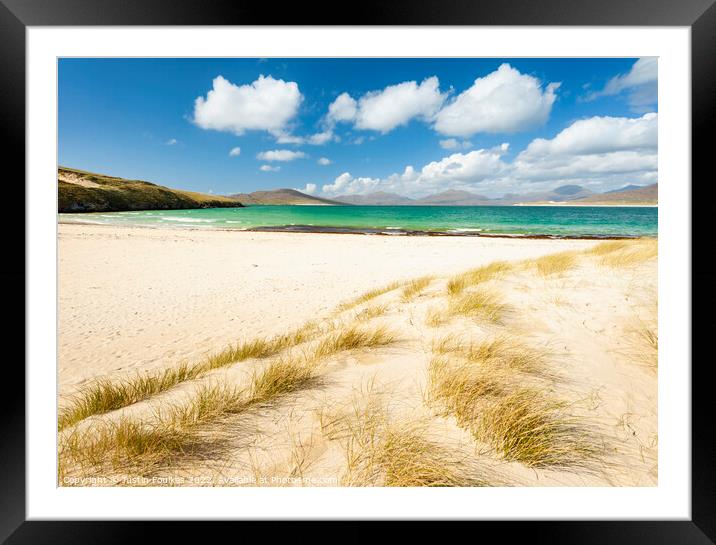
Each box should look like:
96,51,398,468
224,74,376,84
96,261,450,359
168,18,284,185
3,0,713,542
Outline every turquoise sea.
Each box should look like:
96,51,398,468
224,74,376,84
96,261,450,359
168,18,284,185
59,205,658,238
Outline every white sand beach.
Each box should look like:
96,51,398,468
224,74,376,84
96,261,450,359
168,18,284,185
58,223,657,488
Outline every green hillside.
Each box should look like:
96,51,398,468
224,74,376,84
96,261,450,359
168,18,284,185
58,167,243,213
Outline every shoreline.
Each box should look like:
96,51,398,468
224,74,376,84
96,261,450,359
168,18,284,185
58,217,655,241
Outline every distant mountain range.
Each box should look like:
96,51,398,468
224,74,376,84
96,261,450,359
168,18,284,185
332,183,657,206
58,167,657,212
58,167,242,213
227,189,342,205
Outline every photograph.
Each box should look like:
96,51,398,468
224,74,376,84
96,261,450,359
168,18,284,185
55,57,659,488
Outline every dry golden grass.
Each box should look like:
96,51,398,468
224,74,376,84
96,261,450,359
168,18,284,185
249,355,319,404
400,276,433,302
446,262,512,296
312,324,397,359
59,322,399,480
320,392,489,487
586,240,633,256
354,304,388,321
593,239,658,268
534,251,577,277
58,321,329,431
60,353,325,480
446,289,506,324
621,323,658,370
433,336,549,377
337,281,403,311
473,389,598,467
59,385,249,477
427,348,597,467
425,306,446,328
58,362,203,431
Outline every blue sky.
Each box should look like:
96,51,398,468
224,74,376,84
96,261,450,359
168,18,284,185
58,58,657,198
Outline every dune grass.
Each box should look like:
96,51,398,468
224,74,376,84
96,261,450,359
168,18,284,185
354,304,388,321
446,289,506,324
320,392,489,487
58,321,329,431
58,362,203,431
623,323,658,370
59,323,399,480
425,306,445,328
59,384,249,477
400,276,433,302
312,324,397,359
446,262,512,296
473,389,598,467
60,352,325,480
249,355,319,404
337,281,403,311
432,336,549,376
592,239,658,268
586,240,633,256
534,251,577,277
427,345,597,467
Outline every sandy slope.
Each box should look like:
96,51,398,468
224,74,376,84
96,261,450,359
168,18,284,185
58,224,597,394
58,224,656,487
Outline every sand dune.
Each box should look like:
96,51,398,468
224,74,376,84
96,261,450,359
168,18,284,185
58,224,657,487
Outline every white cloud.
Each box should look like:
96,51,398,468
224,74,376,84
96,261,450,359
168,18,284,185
355,77,445,133
434,64,559,137
521,113,657,158
325,78,445,134
274,129,334,146
327,93,357,124
274,133,305,144
321,148,508,197
295,183,317,194
193,75,302,136
513,113,657,182
439,138,472,150
317,113,656,198
603,58,657,96
586,58,657,112
308,130,334,145
165,138,178,146
256,149,307,162
317,157,331,166
228,146,241,157
321,172,382,196
259,165,281,172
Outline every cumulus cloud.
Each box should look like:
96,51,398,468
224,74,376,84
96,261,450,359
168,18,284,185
256,149,307,162
317,157,331,166
325,78,445,134
193,75,302,136
439,138,472,150
586,58,657,112
513,113,657,182
165,138,178,146
321,148,508,197
259,165,281,172
520,113,657,158
321,172,382,196
355,77,445,133
296,183,317,194
434,64,559,137
228,146,241,157
318,113,656,198
327,92,358,124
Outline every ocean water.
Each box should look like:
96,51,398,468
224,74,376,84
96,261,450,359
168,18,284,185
59,205,658,238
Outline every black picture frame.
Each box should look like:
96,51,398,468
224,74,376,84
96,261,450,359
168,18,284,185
2,0,712,542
